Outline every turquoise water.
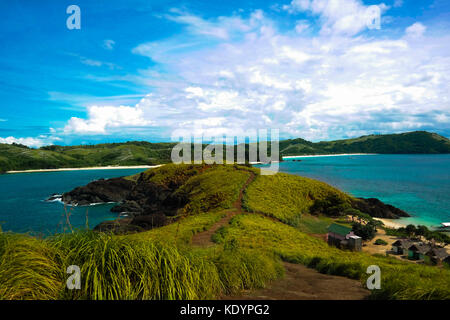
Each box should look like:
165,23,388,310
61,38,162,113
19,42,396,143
259,154,450,227
1,156,449,234
0,169,147,235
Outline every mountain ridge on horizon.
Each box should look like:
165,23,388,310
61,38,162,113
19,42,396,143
1,131,449,172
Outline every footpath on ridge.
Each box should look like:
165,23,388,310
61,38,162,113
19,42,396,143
191,170,255,247
191,169,370,300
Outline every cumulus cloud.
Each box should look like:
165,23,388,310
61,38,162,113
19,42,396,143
163,8,268,40
405,22,426,38
59,8,450,141
283,0,388,36
63,105,152,134
0,136,60,148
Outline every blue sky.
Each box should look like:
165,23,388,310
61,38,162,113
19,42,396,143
0,0,449,147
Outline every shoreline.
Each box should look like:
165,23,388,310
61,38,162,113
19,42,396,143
373,218,407,229
6,165,163,174
283,153,378,159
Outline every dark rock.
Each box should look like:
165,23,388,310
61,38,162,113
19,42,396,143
93,213,170,234
63,174,188,234
130,213,168,230
351,198,410,219
45,193,62,202
62,177,134,206
93,218,143,234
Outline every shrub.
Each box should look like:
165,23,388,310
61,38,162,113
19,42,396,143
374,239,388,245
352,222,377,241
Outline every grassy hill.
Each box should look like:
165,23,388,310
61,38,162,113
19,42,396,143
1,131,449,172
243,173,352,225
0,141,175,172
281,131,450,156
1,164,449,300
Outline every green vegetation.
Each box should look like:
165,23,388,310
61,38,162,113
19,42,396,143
0,231,282,300
0,141,176,172
374,239,388,246
1,163,449,300
214,214,450,300
1,131,449,173
125,210,227,245
138,163,206,186
294,214,334,234
134,163,253,217
385,224,450,246
280,131,450,156
243,172,352,225
352,222,378,241
174,165,252,215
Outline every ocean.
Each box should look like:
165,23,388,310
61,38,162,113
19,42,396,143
258,154,450,227
0,155,449,234
0,168,147,235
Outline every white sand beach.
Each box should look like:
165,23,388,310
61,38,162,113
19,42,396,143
374,218,407,229
6,165,163,174
283,153,378,159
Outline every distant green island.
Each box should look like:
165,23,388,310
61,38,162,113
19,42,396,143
1,131,449,173
279,131,450,156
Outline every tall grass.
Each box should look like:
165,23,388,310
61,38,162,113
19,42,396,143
243,173,352,225
0,233,63,300
213,246,284,295
217,214,450,300
50,231,221,300
175,165,251,215
124,210,226,245
0,229,282,300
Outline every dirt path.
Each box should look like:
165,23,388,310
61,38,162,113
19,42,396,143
191,171,256,247
224,262,370,300
191,169,370,300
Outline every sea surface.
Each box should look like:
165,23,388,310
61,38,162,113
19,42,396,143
0,169,147,235
1,155,449,234
258,154,450,228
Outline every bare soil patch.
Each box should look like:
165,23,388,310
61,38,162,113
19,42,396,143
224,262,370,300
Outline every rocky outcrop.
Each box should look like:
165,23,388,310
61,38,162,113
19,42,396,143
61,174,188,233
93,213,171,234
62,178,134,206
351,198,410,219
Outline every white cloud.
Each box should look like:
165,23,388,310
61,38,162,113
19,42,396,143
59,9,450,141
80,57,119,69
284,0,389,36
103,39,115,50
66,52,120,70
393,0,403,8
295,20,310,33
435,113,449,123
405,22,426,38
64,105,152,134
0,136,58,148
